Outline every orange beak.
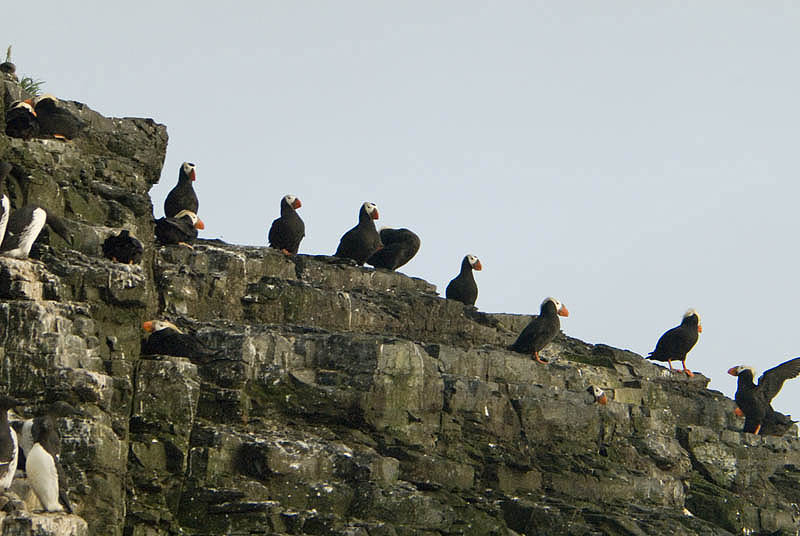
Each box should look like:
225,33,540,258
293,199,302,209
142,321,154,332
727,367,739,376
195,219,205,230
190,169,196,181
597,393,608,405
473,260,483,271
371,209,379,220
734,407,744,418
558,306,569,317
698,324,703,333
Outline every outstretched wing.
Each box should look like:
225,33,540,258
758,357,800,403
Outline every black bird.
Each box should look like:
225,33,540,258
103,229,144,264
142,320,219,364
0,205,73,258
164,162,198,218
5,100,38,140
268,194,305,255
32,94,85,140
0,394,20,491
509,297,570,364
728,358,800,436
154,210,204,247
367,228,420,270
26,413,74,512
334,202,382,265
647,309,702,377
0,162,11,246
445,255,482,306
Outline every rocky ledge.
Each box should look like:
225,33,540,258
1,73,800,536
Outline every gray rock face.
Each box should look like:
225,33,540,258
3,80,800,536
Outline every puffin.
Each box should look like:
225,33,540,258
728,358,800,435
268,194,305,255
5,100,38,140
367,228,420,270
509,297,570,364
445,255,482,306
647,309,702,377
142,320,220,364
0,205,73,259
103,229,144,264
25,413,73,512
32,94,84,140
0,395,20,491
334,202,382,265
587,385,608,405
164,162,198,218
154,210,204,247
0,162,11,247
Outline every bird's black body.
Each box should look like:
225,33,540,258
335,203,382,265
30,414,73,513
367,228,420,270
5,102,38,140
509,299,565,359
164,163,198,218
268,196,305,254
142,327,219,364
730,358,800,435
155,212,200,246
445,255,480,306
103,230,144,264
33,95,85,139
647,311,701,375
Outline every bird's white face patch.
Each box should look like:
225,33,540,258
284,195,297,206
684,308,700,321
467,254,479,267
182,162,196,178
34,94,58,106
543,297,561,310
174,210,199,225
735,365,756,377
11,101,35,114
363,202,378,215
152,320,181,333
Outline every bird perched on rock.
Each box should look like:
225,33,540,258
142,320,219,364
103,229,143,264
647,309,702,377
12,401,84,464
509,297,569,364
0,395,20,492
25,411,75,512
728,358,800,436
154,210,204,247
0,205,73,259
268,194,304,255
367,228,420,271
335,202,382,265
587,385,608,405
5,100,38,140
0,162,11,247
164,162,198,218
32,94,85,140
445,255,482,306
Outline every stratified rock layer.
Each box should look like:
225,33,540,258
2,72,800,536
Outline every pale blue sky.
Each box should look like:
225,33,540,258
6,2,800,415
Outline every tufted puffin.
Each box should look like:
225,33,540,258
445,255,482,306
32,94,85,140
334,202,382,265
0,205,73,258
5,100,38,140
647,309,702,377
0,394,20,491
587,385,608,405
154,210,204,247
103,229,144,264
164,162,198,218
728,358,800,435
268,194,305,255
0,162,11,247
26,413,73,512
367,228,420,270
142,320,220,364
509,297,569,364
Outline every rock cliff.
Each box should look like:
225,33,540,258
2,74,800,536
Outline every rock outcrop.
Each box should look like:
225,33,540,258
2,71,800,536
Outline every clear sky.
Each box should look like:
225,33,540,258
6,2,800,415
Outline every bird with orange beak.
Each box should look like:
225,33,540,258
268,194,304,255
728,358,800,436
509,297,570,364
141,320,219,364
154,210,204,247
646,309,702,377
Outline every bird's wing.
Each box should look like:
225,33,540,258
758,357,800,403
